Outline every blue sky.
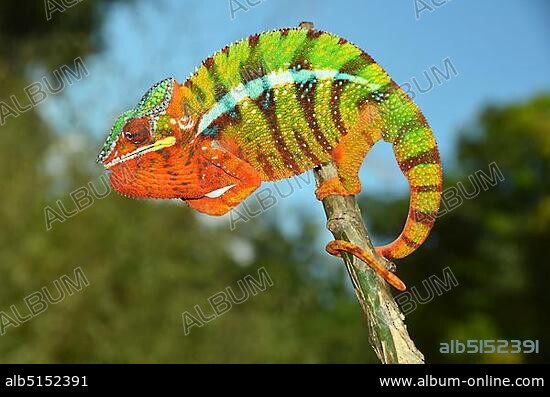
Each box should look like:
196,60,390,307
41,0,550,232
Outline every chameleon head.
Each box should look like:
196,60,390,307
97,77,198,199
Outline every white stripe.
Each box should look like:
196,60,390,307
196,69,381,136
314,70,338,79
197,106,223,133
267,70,293,87
231,84,248,102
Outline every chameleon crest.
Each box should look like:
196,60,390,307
97,77,177,168
98,27,443,291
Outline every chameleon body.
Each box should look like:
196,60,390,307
97,28,443,291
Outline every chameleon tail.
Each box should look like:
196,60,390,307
375,90,443,260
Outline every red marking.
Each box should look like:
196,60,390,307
292,129,320,165
256,152,276,180
203,56,215,70
306,30,322,39
410,184,442,193
183,79,194,89
410,208,437,225
402,235,421,249
295,78,333,153
330,80,349,136
399,147,440,172
360,51,376,64
254,90,301,174
339,55,368,75
248,33,261,47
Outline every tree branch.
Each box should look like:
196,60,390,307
313,163,424,364
299,21,424,364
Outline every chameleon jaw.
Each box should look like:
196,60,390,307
103,136,176,169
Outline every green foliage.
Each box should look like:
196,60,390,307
0,0,377,363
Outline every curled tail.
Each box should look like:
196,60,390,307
375,84,443,260
320,68,442,290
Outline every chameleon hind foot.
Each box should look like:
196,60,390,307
325,240,406,291
315,177,350,200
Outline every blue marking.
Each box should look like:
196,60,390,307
203,125,219,136
290,69,315,84
245,78,265,99
262,93,271,109
220,94,236,112
261,76,271,90
260,76,272,109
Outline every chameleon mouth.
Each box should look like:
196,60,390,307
103,136,176,169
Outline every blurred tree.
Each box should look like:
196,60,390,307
0,0,375,363
0,0,111,69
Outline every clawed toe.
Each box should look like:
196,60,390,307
325,240,406,291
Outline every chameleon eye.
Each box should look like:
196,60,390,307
122,118,151,145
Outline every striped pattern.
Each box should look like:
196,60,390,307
377,88,442,260
186,27,443,260
196,69,379,136
186,28,389,179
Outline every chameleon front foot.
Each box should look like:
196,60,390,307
315,177,350,200
325,240,406,291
